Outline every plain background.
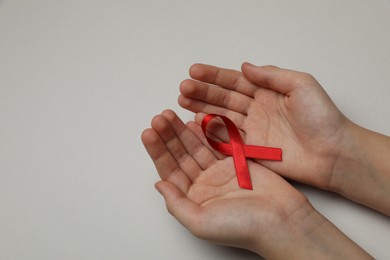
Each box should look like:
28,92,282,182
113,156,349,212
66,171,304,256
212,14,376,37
1,0,389,259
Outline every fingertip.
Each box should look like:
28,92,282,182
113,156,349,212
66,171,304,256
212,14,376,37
161,109,175,119
177,95,183,107
179,79,197,96
179,80,186,94
194,112,206,124
177,94,191,108
151,113,165,125
241,61,256,70
141,128,158,145
150,114,161,128
241,62,261,82
151,114,172,136
154,181,178,202
185,121,196,128
141,128,164,159
242,62,278,74
141,128,151,139
161,109,187,131
189,63,205,79
154,181,164,196
155,181,185,204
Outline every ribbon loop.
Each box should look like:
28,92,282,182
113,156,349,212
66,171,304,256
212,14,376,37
201,114,282,190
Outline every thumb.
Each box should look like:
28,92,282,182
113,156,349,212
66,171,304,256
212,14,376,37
241,62,316,94
155,181,200,230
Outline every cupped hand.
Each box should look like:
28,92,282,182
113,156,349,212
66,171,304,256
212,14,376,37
178,63,350,189
141,110,310,256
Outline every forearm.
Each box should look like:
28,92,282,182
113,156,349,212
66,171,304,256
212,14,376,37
330,121,390,215
286,209,372,259
254,203,373,259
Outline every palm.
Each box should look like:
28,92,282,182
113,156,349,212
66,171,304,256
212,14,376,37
179,63,349,188
142,110,306,251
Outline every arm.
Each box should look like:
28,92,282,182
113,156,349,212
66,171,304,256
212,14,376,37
254,203,373,259
332,123,390,215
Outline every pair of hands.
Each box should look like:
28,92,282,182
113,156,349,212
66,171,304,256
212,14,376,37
142,63,380,258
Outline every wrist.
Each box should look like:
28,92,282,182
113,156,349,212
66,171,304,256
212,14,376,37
253,201,372,259
292,208,373,259
327,120,361,193
327,121,390,214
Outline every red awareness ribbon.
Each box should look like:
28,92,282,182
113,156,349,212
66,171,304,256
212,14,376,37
201,114,282,190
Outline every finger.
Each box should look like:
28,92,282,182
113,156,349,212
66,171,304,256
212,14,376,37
241,62,318,94
155,181,203,235
161,109,219,170
180,79,252,115
151,115,202,183
189,63,258,97
185,121,225,160
141,128,191,193
193,112,247,144
178,95,246,126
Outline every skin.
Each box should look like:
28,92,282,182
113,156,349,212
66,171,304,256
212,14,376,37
178,62,390,215
141,62,389,258
141,110,372,259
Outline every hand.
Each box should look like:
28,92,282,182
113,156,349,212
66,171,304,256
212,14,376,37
178,63,350,190
141,110,308,255
141,110,371,258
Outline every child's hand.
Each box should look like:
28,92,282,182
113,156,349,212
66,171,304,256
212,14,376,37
178,63,390,215
141,110,371,258
179,63,348,190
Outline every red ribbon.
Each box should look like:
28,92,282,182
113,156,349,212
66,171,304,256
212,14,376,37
201,114,282,190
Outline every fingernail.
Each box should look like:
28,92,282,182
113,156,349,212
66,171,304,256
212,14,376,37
243,62,255,67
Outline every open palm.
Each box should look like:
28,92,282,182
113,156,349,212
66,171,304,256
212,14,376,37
178,63,350,189
141,110,309,253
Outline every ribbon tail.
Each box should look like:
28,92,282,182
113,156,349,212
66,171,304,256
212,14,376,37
244,145,282,161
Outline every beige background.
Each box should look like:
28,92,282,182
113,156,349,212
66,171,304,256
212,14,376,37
1,0,389,259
